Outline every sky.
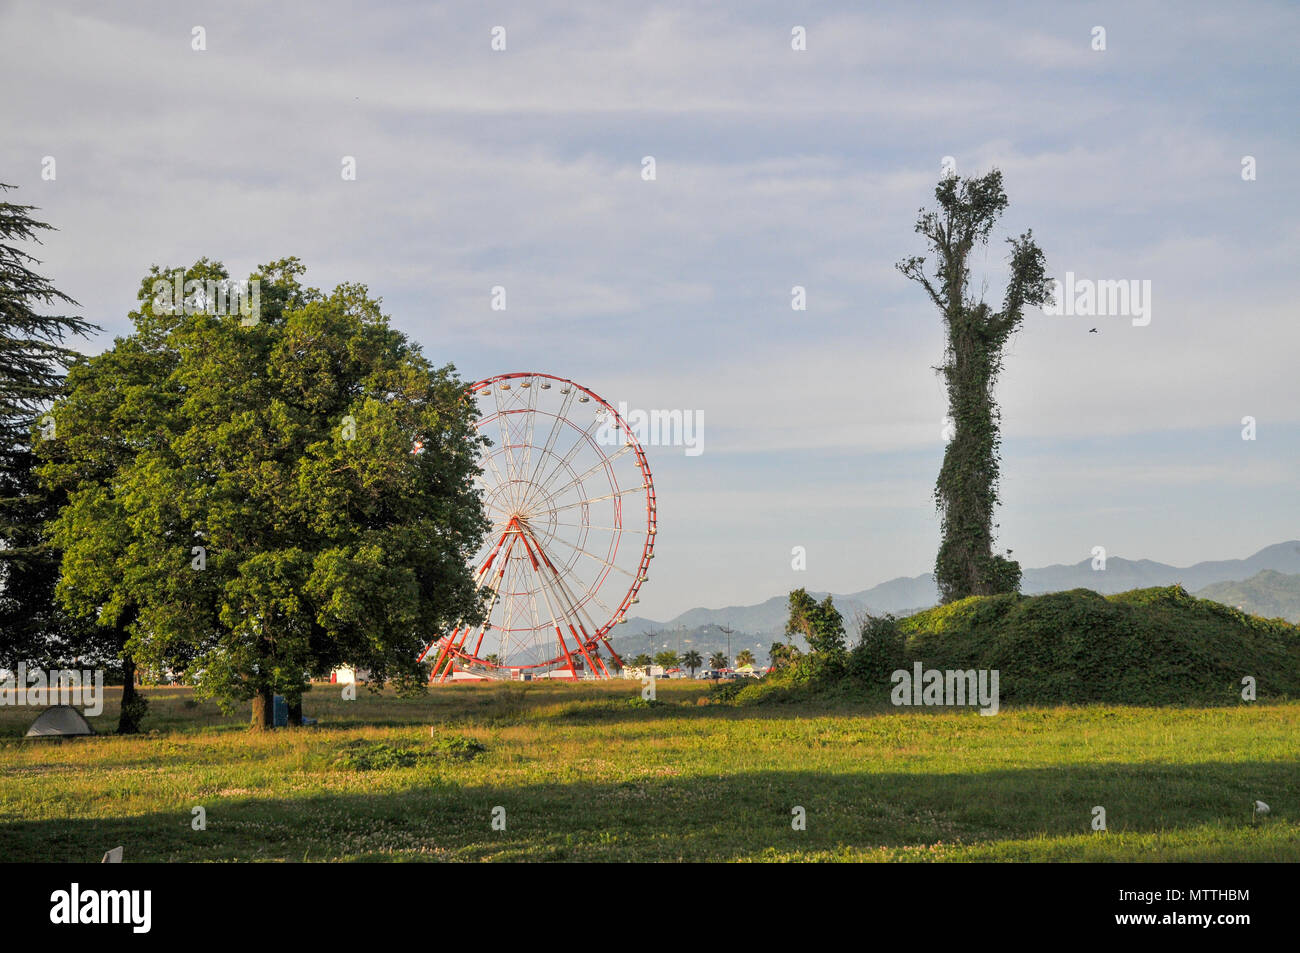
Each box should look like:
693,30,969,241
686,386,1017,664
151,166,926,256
2,0,1297,622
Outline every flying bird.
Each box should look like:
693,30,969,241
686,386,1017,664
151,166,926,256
1089,328,1098,333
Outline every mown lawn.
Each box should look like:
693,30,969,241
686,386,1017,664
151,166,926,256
0,680,1295,861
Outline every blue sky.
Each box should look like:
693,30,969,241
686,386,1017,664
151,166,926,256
3,1,1297,620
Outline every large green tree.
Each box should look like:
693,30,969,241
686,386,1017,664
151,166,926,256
0,184,100,682
897,170,1050,603
40,257,489,727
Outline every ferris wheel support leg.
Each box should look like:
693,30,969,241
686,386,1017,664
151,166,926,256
552,627,579,679
566,623,601,678
605,641,626,670
431,643,453,683
426,632,454,683
522,528,604,679
432,627,471,683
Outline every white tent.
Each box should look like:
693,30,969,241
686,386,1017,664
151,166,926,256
25,705,95,737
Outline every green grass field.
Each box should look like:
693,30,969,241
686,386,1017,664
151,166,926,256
1,680,1296,862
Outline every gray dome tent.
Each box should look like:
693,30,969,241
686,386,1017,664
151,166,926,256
25,705,95,737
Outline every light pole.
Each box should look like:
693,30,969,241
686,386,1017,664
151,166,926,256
719,624,734,670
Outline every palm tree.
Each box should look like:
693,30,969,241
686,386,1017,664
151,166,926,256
681,650,703,677
735,649,755,669
709,651,728,670
632,653,653,668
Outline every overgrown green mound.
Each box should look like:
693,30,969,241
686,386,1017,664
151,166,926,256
743,585,1300,707
887,585,1300,705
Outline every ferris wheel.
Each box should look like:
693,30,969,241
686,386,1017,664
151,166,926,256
422,373,656,681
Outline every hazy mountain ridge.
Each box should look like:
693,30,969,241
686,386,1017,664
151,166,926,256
624,541,1300,643
1196,570,1300,623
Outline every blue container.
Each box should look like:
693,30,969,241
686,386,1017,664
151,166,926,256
272,694,288,727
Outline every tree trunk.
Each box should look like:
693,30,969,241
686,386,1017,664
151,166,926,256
250,688,274,730
287,698,303,727
935,332,999,602
116,654,146,734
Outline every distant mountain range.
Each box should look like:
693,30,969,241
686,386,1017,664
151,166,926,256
613,541,1300,658
1197,570,1300,623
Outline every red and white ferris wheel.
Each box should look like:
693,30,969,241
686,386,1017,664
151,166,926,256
423,372,656,681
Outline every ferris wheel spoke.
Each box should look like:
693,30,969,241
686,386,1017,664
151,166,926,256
545,520,644,534
483,501,515,526
523,415,604,510
532,443,633,510
547,484,648,516
520,525,597,619
532,526,637,580
544,548,617,638
524,387,576,492
481,450,517,513
520,382,540,481
492,391,526,511
517,533,583,671
522,533,605,673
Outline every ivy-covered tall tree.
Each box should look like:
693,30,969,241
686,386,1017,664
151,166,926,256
40,257,489,727
897,170,1050,603
0,184,99,678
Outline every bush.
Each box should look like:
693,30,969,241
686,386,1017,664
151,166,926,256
118,694,150,734
430,735,488,759
708,681,745,702
781,650,846,685
849,614,906,683
332,735,485,770
332,741,422,771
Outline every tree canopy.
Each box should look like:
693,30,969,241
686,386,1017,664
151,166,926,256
653,649,680,669
0,184,100,679
38,257,489,726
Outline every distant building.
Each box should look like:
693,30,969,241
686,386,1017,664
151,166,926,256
330,667,370,684
621,665,667,679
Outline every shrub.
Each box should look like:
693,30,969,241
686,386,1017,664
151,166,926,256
332,735,485,771
781,650,846,685
430,735,487,759
708,681,745,702
849,613,906,683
